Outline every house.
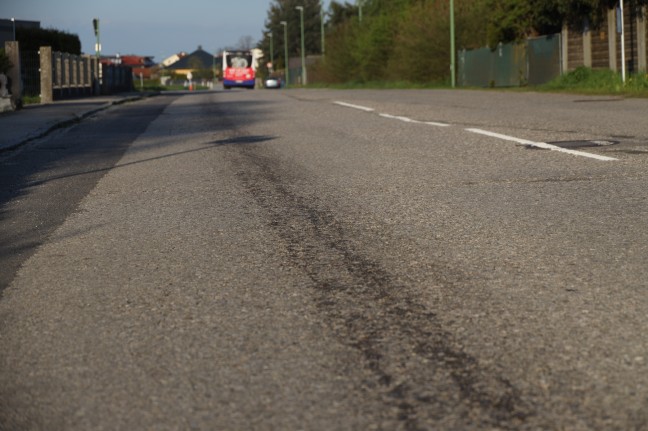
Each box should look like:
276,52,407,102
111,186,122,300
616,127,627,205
101,54,158,79
165,46,221,78
120,55,157,79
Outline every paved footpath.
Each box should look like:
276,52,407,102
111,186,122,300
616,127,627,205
0,93,154,152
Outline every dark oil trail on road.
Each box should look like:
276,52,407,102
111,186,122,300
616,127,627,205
210,104,533,430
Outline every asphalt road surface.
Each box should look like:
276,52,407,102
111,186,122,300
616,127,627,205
1,88,648,430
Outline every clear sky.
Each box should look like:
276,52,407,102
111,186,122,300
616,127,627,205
4,0,332,62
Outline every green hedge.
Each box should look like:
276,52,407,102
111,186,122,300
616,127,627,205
16,27,81,54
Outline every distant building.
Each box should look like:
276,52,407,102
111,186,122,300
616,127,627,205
161,52,187,68
121,55,157,79
102,54,158,79
165,46,220,78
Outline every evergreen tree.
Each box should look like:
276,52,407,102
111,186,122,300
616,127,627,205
328,1,358,27
259,0,325,70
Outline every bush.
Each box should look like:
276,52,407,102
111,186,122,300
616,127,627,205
0,49,12,74
16,27,81,54
316,0,488,85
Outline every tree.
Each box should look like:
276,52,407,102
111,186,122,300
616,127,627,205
237,35,256,50
0,49,12,75
387,0,489,83
329,1,358,27
485,0,648,46
319,0,489,84
259,0,324,70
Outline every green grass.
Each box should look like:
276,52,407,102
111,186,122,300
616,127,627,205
539,67,648,96
22,95,41,105
306,79,450,90
306,68,648,97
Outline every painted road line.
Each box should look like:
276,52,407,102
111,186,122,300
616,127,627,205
379,113,450,127
466,128,618,162
423,121,451,128
379,113,415,122
333,101,375,112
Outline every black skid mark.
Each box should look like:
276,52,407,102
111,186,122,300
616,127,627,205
208,101,534,428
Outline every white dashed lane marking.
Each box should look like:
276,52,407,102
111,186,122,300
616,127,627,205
333,101,375,112
333,101,617,162
379,113,450,127
466,128,618,162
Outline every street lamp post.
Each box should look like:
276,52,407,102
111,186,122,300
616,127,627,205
320,1,325,55
268,33,274,70
11,18,15,41
450,0,456,88
358,0,363,23
92,18,102,87
619,0,626,83
213,49,217,88
93,18,101,58
296,6,307,86
280,21,289,86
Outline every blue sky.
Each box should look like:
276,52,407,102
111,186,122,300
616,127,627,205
4,0,332,62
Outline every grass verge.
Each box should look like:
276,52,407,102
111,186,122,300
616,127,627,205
306,68,648,97
537,67,648,97
306,79,450,90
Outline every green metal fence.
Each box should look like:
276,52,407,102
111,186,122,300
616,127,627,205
458,34,562,87
527,34,562,86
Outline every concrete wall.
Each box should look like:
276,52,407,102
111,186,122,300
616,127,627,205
4,41,21,107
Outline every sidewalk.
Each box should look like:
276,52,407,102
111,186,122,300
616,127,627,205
0,93,153,152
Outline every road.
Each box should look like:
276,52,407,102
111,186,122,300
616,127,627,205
1,88,648,430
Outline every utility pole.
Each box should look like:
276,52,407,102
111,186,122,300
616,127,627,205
296,6,307,86
281,21,289,86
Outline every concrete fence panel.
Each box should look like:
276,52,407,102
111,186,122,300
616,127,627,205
40,46,53,103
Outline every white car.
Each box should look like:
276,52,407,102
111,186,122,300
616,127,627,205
264,77,282,89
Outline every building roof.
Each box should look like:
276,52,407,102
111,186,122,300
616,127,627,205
161,52,187,67
120,55,156,67
166,46,218,70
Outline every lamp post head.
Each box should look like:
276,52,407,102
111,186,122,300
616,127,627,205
296,6,303,11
